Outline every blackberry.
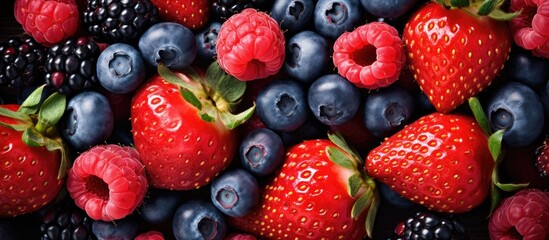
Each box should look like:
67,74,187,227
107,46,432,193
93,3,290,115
84,0,159,43
45,37,100,95
388,212,469,240
0,35,46,88
39,200,96,240
212,0,272,19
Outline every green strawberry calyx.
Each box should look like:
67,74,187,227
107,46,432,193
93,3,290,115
468,97,528,215
158,62,255,130
434,0,520,20
0,85,70,179
326,132,379,238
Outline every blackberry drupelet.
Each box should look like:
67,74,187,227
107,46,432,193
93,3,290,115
45,37,100,95
0,35,46,88
388,212,469,240
84,0,159,43
212,0,271,19
39,200,96,240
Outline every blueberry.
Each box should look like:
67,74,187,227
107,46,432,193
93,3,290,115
314,0,364,39
62,91,114,150
256,79,309,132
360,0,417,19
308,74,361,126
378,182,415,208
173,199,227,240
210,168,260,217
92,216,139,240
284,31,329,83
139,189,184,224
486,81,545,147
364,85,415,138
0,220,17,240
271,0,314,34
138,22,197,70
502,47,549,89
195,22,222,62
97,43,146,94
239,128,285,176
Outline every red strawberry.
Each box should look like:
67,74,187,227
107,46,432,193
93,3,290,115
0,87,70,217
230,133,379,239
403,1,513,113
366,113,494,213
131,62,255,190
14,0,80,46
150,0,210,30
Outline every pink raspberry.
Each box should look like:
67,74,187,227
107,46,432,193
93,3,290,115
333,22,406,89
14,0,80,46
489,189,549,240
66,145,148,221
216,8,285,81
134,231,165,240
510,0,549,58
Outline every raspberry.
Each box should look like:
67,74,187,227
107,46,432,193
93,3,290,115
333,22,406,89
535,137,549,177
216,8,285,81
509,0,549,58
135,231,165,240
489,189,549,240
14,0,80,46
66,144,148,221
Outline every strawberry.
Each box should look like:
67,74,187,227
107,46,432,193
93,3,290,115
0,86,70,217
150,0,210,30
403,1,515,113
230,133,379,239
131,62,255,190
366,112,494,213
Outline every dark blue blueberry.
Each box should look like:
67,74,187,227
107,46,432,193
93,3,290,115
378,182,415,209
308,74,361,126
271,0,314,34
173,199,227,240
195,22,222,62
138,22,197,70
0,220,17,240
97,43,146,94
284,31,329,83
364,85,415,138
502,47,549,89
210,168,260,217
256,79,308,132
92,216,139,240
239,128,285,176
314,0,364,39
538,82,549,120
360,0,417,19
62,91,114,150
139,189,184,224
486,81,545,147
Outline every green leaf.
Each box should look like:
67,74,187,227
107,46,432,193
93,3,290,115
489,177,501,216
199,104,218,123
37,92,66,133
0,107,32,122
205,62,246,103
488,130,505,163
0,122,31,131
327,146,355,169
180,87,203,110
450,0,469,7
219,104,255,130
22,127,46,147
348,173,363,197
351,190,372,219
488,8,521,21
18,84,45,115
477,0,498,15
494,181,529,192
468,97,492,136
157,63,202,92
434,0,450,8
45,137,70,179
327,131,363,165
365,190,379,238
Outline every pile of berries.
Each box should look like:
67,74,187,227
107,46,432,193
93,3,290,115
1,0,549,239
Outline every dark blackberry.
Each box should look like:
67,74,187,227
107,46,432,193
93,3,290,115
45,37,100,95
387,212,469,240
212,0,272,19
0,35,46,88
84,0,159,43
39,200,96,240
